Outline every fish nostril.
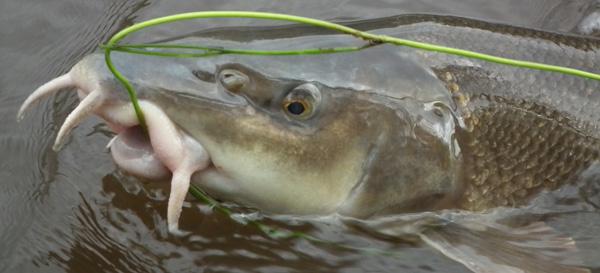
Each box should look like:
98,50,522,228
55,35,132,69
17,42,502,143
219,69,248,93
192,70,215,83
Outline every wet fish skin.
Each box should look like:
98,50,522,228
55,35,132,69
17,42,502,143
435,65,600,211
18,14,600,273
17,14,600,219
34,14,600,218
352,15,600,213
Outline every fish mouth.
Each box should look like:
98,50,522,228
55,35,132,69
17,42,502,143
18,68,213,235
108,125,171,180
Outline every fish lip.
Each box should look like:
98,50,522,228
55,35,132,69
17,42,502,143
74,78,217,234
98,99,216,182
108,125,171,180
106,121,216,182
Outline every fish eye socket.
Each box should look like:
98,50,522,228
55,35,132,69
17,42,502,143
282,83,321,120
218,69,249,93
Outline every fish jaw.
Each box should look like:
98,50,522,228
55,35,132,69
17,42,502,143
18,54,212,234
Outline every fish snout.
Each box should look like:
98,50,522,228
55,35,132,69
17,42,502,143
19,53,212,233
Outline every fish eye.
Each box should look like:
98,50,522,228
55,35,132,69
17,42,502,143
285,100,309,115
283,83,321,119
218,69,249,93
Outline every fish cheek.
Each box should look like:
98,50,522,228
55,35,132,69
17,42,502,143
205,112,370,213
215,98,383,210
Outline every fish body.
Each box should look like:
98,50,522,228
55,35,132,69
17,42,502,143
126,15,600,218
18,14,600,273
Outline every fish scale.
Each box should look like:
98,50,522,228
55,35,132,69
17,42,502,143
436,66,600,211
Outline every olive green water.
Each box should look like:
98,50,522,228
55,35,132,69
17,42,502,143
2,0,600,272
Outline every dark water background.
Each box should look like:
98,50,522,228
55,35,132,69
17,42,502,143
2,0,600,272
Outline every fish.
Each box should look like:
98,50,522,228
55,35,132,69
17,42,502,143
18,14,600,272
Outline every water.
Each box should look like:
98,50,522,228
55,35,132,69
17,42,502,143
1,0,600,272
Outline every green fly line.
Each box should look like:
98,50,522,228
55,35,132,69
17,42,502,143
103,11,600,248
104,11,600,132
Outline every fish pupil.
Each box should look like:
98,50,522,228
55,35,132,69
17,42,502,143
287,101,305,115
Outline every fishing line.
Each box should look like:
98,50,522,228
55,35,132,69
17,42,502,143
103,11,600,131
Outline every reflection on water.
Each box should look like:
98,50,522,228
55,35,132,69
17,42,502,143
1,0,600,272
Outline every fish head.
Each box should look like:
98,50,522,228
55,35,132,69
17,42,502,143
20,39,461,229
